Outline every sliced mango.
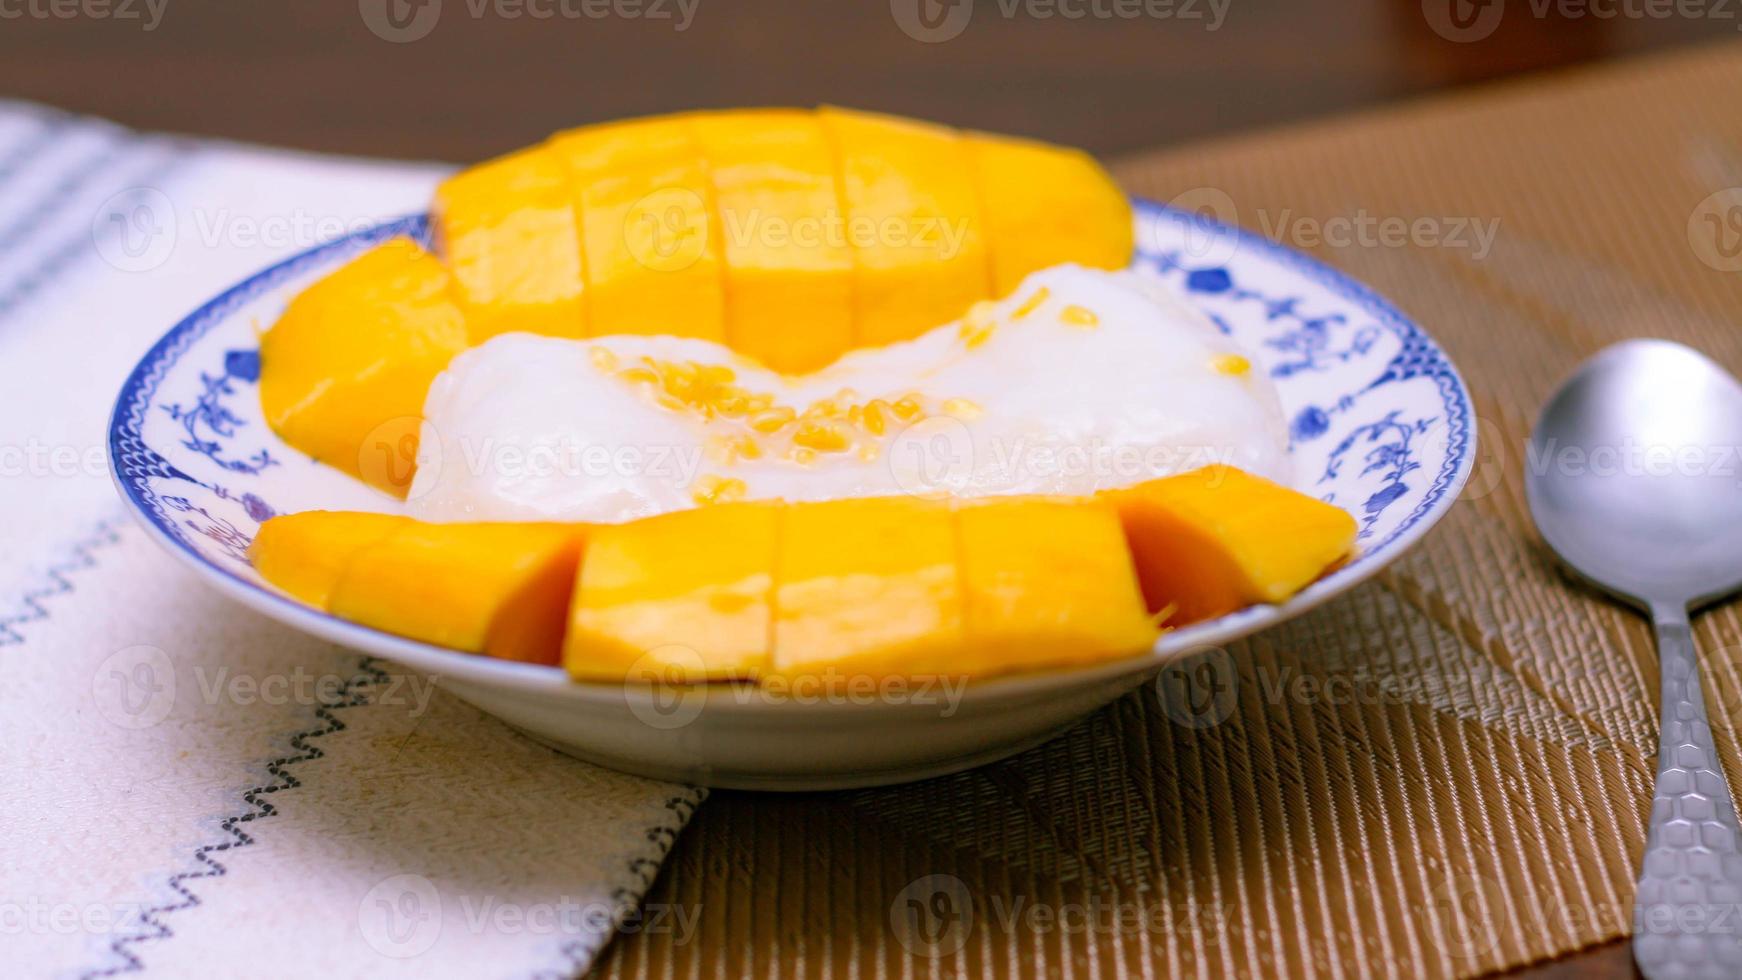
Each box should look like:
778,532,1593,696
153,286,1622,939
328,521,584,665
434,146,587,342
264,111,1137,490
772,496,963,681
956,497,1159,672
548,116,728,342
691,110,855,373
820,106,993,347
247,467,1352,681
968,131,1134,295
248,510,408,608
1106,466,1358,625
258,238,469,497
566,502,777,682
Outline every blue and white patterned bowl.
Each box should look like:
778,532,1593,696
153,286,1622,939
110,200,1475,790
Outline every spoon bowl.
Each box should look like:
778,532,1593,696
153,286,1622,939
1527,339,1742,610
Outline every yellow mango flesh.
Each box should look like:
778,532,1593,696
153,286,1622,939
258,238,469,497
820,106,993,347
328,521,584,665
957,497,1159,672
690,110,855,373
969,132,1134,295
245,467,1351,679
434,146,588,342
1106,466,1358,626
264,112,1136,490
772,497,963,682
566,502,777,683
247,510,408,609
548,116,727,342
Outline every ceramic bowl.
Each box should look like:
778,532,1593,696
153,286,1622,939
110,200,1475,789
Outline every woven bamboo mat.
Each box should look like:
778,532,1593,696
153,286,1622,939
593,42,1742,979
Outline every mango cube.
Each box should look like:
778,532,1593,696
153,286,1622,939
968,132,1135,295
820,106,992,347
258,238,469,497
248,510,408,609
691,110,855,373
328,521,584,665
566,503,778,683
548,116,727,342
772,497,963,681
434,146,588,342
1106,466,1357,625
955,497,1158,672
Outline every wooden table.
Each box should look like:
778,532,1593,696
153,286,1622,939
7,5,1730,977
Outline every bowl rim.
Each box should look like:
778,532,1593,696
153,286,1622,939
108,198,1476,714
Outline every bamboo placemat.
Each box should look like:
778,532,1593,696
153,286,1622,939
593,42,1742,979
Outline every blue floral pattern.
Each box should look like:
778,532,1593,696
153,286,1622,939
1320,410,1437,533
161,494,253,564
110,216,427,568
161,348,277,476
1139,214,1471,544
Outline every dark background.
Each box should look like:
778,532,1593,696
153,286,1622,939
0,0,1734,163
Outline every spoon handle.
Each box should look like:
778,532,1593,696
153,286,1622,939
1633,604,1742,978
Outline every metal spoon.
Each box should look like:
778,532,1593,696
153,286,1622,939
1527,339,1742,978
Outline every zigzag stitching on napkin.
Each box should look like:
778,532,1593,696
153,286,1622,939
83,658,391,979
0,519,122,646
539,786,709,980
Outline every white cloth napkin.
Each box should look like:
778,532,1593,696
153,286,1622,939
0,100,705,979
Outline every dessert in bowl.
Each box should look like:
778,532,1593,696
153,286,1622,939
111,107,1474,788
406,264,1291,523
